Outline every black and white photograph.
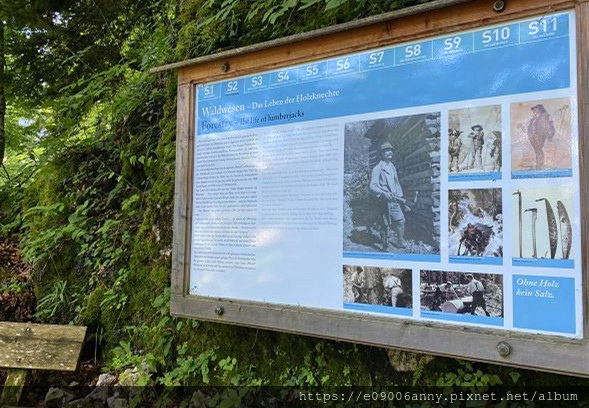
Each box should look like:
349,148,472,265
448,105,502,175
343,114,441,255
343,265,412,308
449,188,503,258
420,270,503,317
512,186,574,263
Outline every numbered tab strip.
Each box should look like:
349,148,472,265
520,14,569,43
199,83,222,101
198,12,569,102
395,40,433,65
224,79,241,96
298,61,327,82
474,23,519,50
270,68,298,87
327,56,359,76
433,33,474,58
245,74,270,93
359,49,394,71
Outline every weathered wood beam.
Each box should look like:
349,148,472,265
0,322,86,372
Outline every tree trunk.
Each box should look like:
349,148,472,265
364,267,383,304
0,20,6,167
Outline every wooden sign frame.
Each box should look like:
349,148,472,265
157,0,589,376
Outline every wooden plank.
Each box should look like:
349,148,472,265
0,369,28,406
171,83,193,295
576,1,589,340
171,293,589,377
176,0,581,85
0,322,86,371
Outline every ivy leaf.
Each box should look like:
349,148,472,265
201,363,210,384
509,370,521,384
300,0,322,10
325,0,347,10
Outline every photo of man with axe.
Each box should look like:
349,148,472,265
369,142,412,250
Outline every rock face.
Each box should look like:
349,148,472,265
387,349,435,372
96,373,117,387
117,367,140,386
109,398,128,408
84,386,110,404
65,399,94,408
45,387,75,408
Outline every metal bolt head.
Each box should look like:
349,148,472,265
497,341,511,357
493,0,505,12
215,306,225,316
220,62,230,72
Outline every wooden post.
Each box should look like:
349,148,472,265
1,369,29,406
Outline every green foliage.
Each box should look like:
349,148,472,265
35,279,69,319
435,360,503,389
159,348,217,386
177,0,434,59
0,277,29,294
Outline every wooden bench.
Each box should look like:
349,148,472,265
0,322,86,406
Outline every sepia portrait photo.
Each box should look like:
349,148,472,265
448,105,502,177
511,97,572,173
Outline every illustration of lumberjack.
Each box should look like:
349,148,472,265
518,104,555,169
370,142,411,250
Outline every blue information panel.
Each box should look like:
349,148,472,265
192,12,582,339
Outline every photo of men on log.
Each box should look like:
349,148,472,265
448,105,502,175
343,265,412,308
343,114,440,255
512,186,574,261
448,188,503,258
420,270,503,318
511,98,572,172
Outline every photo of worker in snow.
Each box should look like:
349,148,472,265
511,186,574,264
343,114,440,257
420,270,503,318
448,188,503,258
511,98,572,173
343,265,412,309
448,105,502,176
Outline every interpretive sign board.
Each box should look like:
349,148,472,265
162,0,589,376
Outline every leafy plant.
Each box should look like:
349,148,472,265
159,348,217,386
435,360,503,390
35,280,69,319
0,278,29,294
